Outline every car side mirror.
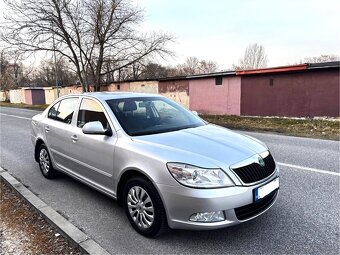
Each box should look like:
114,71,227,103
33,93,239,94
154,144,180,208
82,121,112,136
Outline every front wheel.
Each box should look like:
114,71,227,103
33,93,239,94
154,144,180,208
123,176,167,237
38,144,58,179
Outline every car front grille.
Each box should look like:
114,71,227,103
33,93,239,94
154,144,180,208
234,190,278,221
232,153,276,184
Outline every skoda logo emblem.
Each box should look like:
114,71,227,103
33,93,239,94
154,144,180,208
258,157,265,167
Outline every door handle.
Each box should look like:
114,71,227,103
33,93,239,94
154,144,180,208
45,126,50,132
71,135,78,142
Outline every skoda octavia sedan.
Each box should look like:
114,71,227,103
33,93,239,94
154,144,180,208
31,92,279,237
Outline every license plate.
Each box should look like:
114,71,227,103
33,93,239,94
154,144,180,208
254,178,279,202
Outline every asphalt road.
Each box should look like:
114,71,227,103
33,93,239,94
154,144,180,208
1,106,339,254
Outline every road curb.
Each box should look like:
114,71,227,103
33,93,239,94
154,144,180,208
0,167,111,255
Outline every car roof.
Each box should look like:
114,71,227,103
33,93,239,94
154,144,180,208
64,92,163,100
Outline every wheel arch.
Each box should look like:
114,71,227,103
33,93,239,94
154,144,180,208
34,138,45,162
116,168,161,207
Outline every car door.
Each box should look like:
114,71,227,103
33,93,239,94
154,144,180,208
67,97,116,192
43,97,79,170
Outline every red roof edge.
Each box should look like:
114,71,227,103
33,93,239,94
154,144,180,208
236,64,308,75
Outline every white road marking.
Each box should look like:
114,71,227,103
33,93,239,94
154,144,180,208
0,113,31,120
278,162,340,177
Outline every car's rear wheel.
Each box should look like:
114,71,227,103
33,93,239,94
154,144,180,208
38,144,58,179
123,176,167,237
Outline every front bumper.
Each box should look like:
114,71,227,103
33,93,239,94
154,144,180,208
157,172,279,230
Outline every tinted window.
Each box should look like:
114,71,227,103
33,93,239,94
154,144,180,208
48,102,60,120
106,97,205,136
77,98,109,129
55,98,78,124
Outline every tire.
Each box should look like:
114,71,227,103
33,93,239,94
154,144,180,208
123,176,167,237
38,144,58,179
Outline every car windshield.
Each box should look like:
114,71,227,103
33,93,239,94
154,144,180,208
106,97,206,136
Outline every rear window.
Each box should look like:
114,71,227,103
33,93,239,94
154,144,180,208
48,102,60,120
48,98,78,124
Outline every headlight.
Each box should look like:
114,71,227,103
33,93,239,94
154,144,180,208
167,163,234,188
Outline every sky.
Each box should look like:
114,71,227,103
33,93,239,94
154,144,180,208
1,0,339,70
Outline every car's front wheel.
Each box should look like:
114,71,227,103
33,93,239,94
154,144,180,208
38,144,58,179
123,176,167,237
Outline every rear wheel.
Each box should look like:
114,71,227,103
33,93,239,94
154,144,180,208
123,176,167,237
38,144,58,179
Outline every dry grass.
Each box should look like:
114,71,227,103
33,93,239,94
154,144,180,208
201,115,340,140
0,102,49,111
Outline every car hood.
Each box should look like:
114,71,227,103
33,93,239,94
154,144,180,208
131,124,267,168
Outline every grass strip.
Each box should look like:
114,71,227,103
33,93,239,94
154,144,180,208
0,102,49,111
201,115,339,140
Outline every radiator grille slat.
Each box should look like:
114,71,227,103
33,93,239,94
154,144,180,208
232,154,276,183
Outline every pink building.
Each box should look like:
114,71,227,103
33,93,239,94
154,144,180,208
188,73,241,115
159,72,241,115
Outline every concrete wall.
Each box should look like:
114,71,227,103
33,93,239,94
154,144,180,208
106,81,159,94
24,89,32,104
107,82,130,92
0,91,9,102
20,89,25,103
9,89,24,104
240,69,340,117
60,85,83,96
189,76,241,115
159,80,190,108
129,81,159,94
44,88,58,104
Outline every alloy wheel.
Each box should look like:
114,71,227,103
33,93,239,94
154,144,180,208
127,186,155,229
39,148,50,174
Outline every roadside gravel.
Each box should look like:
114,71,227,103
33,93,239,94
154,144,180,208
0,180,81,255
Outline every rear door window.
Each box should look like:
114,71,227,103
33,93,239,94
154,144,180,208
54,98,78,124
48,102,60,120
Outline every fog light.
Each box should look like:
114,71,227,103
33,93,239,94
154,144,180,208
189,211,225,222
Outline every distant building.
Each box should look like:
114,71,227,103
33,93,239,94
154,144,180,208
6,61,340,117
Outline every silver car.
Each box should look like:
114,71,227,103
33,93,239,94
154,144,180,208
31,92,279,237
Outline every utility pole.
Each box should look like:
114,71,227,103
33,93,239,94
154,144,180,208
0,51,3,91
0,52,2,91
52,22,59,97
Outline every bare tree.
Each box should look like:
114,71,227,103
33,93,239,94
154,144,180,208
176,57,219,75
1,0,172,92
31,57,77,87
0,50,11,90
138,62,172,79
302,54,340,63
178,57,200,75
0,49,24,90
108,56,219,80
233,43,268,70
198,60,219,74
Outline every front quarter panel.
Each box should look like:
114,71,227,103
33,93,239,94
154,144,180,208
113,133,180,189
31,113,45,146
